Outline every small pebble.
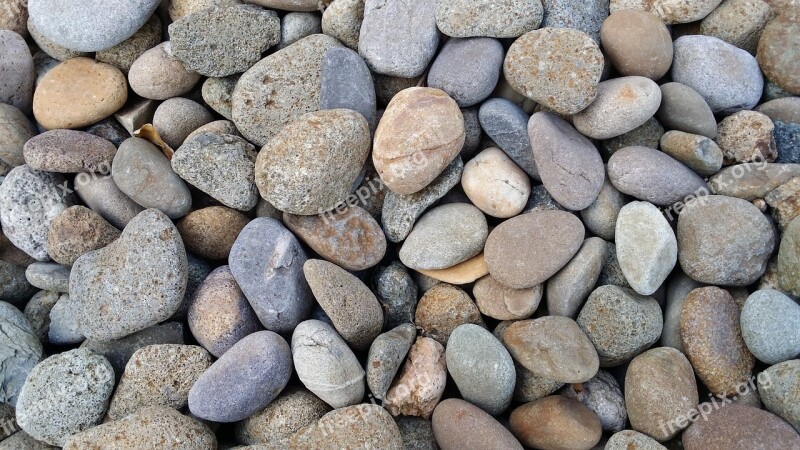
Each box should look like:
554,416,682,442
656,82,718,138
580,178,627,241
546,237,607,318
600,10,673,79
95,14,162,73
427,37,504,108
414,283,485,346
573,76,662,140
321,0,363,50
740,289,800,364
373,262,418,329
615,201,677,295
128,42,201,101
152,98,213,149
561,370,627,432
474,275,542,320
366,323,416,400
478,98,538,179
25,262,69,292
659,130,724,176
74,173,144,230
384,336,447,419
715,110,777,164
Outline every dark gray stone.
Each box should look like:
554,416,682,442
0,302,43,406
25,262,69,292
320,47,377,130
479,98,539,179
427,37,503,108
0,30,34,114
775,121,800,164
0,260,36,307
367,323,416,400
373,262,418,329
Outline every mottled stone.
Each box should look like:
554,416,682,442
0,104,36,166
600,10,673,79
289,404,403,449
609,0,723,23
615,201,677,295
152,97,213,149
432,399,523,449
436,0,542,38
384,337,447,419
716,110,777,164
601,117,665,156
700,0,771,55
682,403,800,449
662,272,704,352
475,275,542,320
321,0,364,50
562,370,626,432
367,323,415,400
606,430,667,450
24,130,115,174
74,173,144,230
234,386,330,446
414,283,484,346
509,396,602,450
758,14,800,95
128,42,201,101
660,131,724,176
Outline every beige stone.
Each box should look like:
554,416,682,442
600,10,673,79
384,337,447,419
462,147,530,218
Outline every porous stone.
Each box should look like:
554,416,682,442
235,386,330,446
320,0,364,50
289,404,404,449
414,283,484,346
436,0,542,38
152,98,213,149
509,396,602,450
758,14,800,95
609,0,723,23
166,0,243,20
700,0,771,54
475,275,542,320
573,76,662,140
600,10,673,79
95,14,162,73
656,82,718,138
128,42,201,101
384,336,447,419
23,290,57,340
23,130,116,173
740,289,800,364
546,237,607,318
715,110,777,164
0,30,33,114
320,47,376,129
201,76,236,121
615,201,677,295
427,37,503,107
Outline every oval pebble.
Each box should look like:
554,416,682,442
546,237,607,319
656,82,718,139
427,37,503,107
176,207,249,261
384,336,447,418
615,201,677,295
600,10,673,79
366,323,416,400
435,0,542,38
659,131,723,177
24,130,115,174
474,275,542,320
152,98,213,149
740,289,800,364
573,76,662,140
432,398,524,450
128,42,200,101
320,47,376,129
758,14,800,95
509,396,602,450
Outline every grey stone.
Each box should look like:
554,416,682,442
396,416,438,450
25,262,69,292
601,116,665,157
46,293,83,345
0,260,36,307
279,12,321,49
740,289,800,364
427,37,503,107
373,262,419,329
113,98,157,135
513,363,563,403
27,18,89,62
546,237,607,318
358,0,440,77
605,430,666,450
661,271,704,352
775,121,800,163
598,242,630,288
23,129,116,174
0,31,33,114
615,201,677,296
74,172,144,230
320,47,377,129
169,5,280,77
201,76,237,121
0,431,57,449
0,302,43,406
367,323,416,399
523,185,566,213
656,82,718,139
95,14,162,73
461,107,481,156
573,76,662,140
23,290,58,341
435,0,543,38
580,177,627,241
229,218,313,333
759,360,800,433
561,370,626,432
478,98,538,179
321,0,364,50
0,104,36,166
152,97,213,149
541,0,608,42
128,42,201,101
659,130,724,176
709,163,800,201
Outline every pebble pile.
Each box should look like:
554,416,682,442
0,0,800,449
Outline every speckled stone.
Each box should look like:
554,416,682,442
128,42,201,101
94,14,161,73
23,290,58,341
610,0,722,23
0,0,28,36
601,117,665,156
201,76,236,121
715,110,777,164
478,98,538,179
546,237,607,318
573,76,662,140
321,0,364,50
152,97,213,149
0,104,36,167
656,82,718,138
757,97,800,125
740,289,800,364
384,336,447,419
23,130,116,174
758,14,800,95
0,30,34,114
235,386,331,447
682,403,800,449
432,398,523,449
46,293,82,344
561,370,626,432
606,430,667,450
414,283,485,346
367,323,415,400
758,359,800,433
436,0,542,38
25,262,69,292
176,207,248,261
0,302,43,406
373,262,418,329
290,404,404,449
700,0,771,54
709,163,800,200
540,0,608,42
511,396,603,449
29,14,89,61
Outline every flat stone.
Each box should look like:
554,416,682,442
234,386,330,447
176,207,249,261
616,201,677,295
660,131,723,176
74,173,144,230
0,104,35,166
432,399,523,449
478,98,538,179
414,283,484,346
600,10,673,79
0,30,34,114
384,336,447,419
546,237,607,318
416,253,489,285
320,47,376,129
573,76,662,140
475,275,542,320
0,302,43,406
428,37,503,107
95,14,162,73
561,370,627,432
436,0,542,38
758,14,800,95
509,396,602,450
128,42,201,101
289,404,404,449
656,82,718,138
682,403,800,449
741,289,800,364
25,262,69,292
366,323,416,400
715,110,777,164
23,130,116,173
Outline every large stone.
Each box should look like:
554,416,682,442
432,399,523,450
656,82,718,138
320,47,376,129
573,76,662,140
758,14,800,95
509,396,602,450
740,289,800,364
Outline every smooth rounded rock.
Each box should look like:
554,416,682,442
546,237,607,318
278,12,321,49
436,0,542,38
616,201,677,295
25,262,69,292
660,131,724,176
320,0,363,50
290,404,404,449
0,104,35,167
682,403,800,449
600,10,673,79
509,396,602,450
433,399,524,449
758,14,800,95
373,262,418,329
699,0,771,55
478,98,538,179
427,37,503,107
384,336,447,418
0,30,34,114
366,323,416,400
176,207,249,261
656,82,718,139
474,275,542,320
759,360,800,433
320,47,377,129
74,173,144,230
573,76,662,140
23,130,115,174
580,178,627,241
128,42,201,101
152,98,213,149
740,289,800,364
540,0,608,42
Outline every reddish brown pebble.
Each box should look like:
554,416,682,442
509,395,602,450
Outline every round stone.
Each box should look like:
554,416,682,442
235,386,330,447
659,131,723,176
682,403,800,449
290,404,404,449
715,110,777,164
740,289,800,364
366,323,416,400
23,130,116,173
606,430,667,450
0,104,36,167
615,201,677,295
415,283,484,346
656,82,718,138
95,14,162,73
432,399,524,450
757,97,800,124
152,98,213,149
758,14,800,95
278,12,321,49
546,237,608,319
610,0,723,23
25,262,69,293
474,275,542,320
436,0,542,38
580,179,628,241
373,262,418,329
0,30,34,114
176,207,249,260
573,76,662,140
561,370,627,433
504,28,603,115
509,396,602,450
128,42,201,101
384,336,447,418
74,173,144,230
427,37,503,107
600,10,672,79
320,0,363,50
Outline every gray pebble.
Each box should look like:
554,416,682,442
661,271,704,352
523,184,566,213
47,293,83,345
320,47,377,129
0,104,36,167
27,17,89,61
74,172,144,230
759,360,800,432
461,107,481,156
152,98,213,149
615,201,677,296
541,0,609,42
128,42,201,101
601,116,664,157
435,0,543,38
373,262,419,329
321,0,364,50
427,37,503,108
0,260,36,307
396,416,438,450
598,242,631,288
561,370,626,432
279,12,321,49
478,98,539,179
656,82,718,139
547,237,607,318
0,31,34,114
0,302,43,406
83,118,129,148
740,289,800,364
367,323,416,399
23,290,58,340
580,177,627,241
775,121,800,163
202,76,237,121
25,262,69,292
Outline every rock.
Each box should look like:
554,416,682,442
699,0,771,55
172,133,258,211
0,302,43,406
128,42,201,101
436,0,541,38
672,35,763,114
541,0,608,41
0,30,33,114
606,430,667,450
95,14,162,73
662,272,704,352
83,118,128,148
235,387,330,447
80,322,184,378
615,201,677,295
0,104,36,166
485,210,585,289
512,363,563,404
24,130,115,174
416,253,489,285
710,163,800,200
608,146,709,206
290,404,404,449
255,109,370,215
291,320,365,408
33,58,127,130
367,324,416,399
427,37,503,107
1,431,56,449
660,131,724,176
546,237,607,318
432,398,523,450
399,203,487,270
504,28,603,115
114,97,157,135
112,138,192,219
478,98,538,179
682,403,800,449
396,416,437,450
278,12,321,49
600,10,672,79
184,119,239,142
678,195,774,285
62,406,216,450
384,336,447,418
374,262,418,329
475,275,542,320
715,110,777,164
176,207,248,260
0,0,27,36
780,216,800,296
578,285,663,366
284,206,386,271
0,165,71,260
609,0,722,23
509,396,602,450
446,324,515,415
28,13,90,61
0,260,36,307
15,349,113,446
573,76,662,140
580,178,627,241
74,173,144,230
561,370,626,432
740,289,800,364
760,359,800,432
415,283,484,346
681,287,755,395
757,97,800,124
775,121,800,163
45,297,82,347
601,116,665,156
107,344,211,419
244,0,330,11
23,290,57,340
71,209,187,340
321,0,363,50
504,316,600,383
656,82,718,138
152,98,213,149
24,262,68,292
529,112,605,210
758,14,800,95
373,87,465,195
320,47,376,130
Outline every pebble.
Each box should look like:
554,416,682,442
80,322,185,378
504,316,600,383
656,82,718,138
25,262,69,292
625,347,699,441
446,324,515,415
437,0,542,37
478,98,538,179
0,165,70,260
232,34,342,146
609,0,722,23
291,319,365,409
107,344,212,419
396,416,437,450
757,97,800,124
740,289,800,364
166,0,240,19
780,216,800,296
709,162,800,200
170,5,279,77
485,210,585,289
33,58,127,130
278,12,321,49
0,260,36,307
399,203,487,270
0,104,36,166
607,146,709,206
759,359,800,432
513,364,563,404
504,28,603,115
111,138,192,219
561,370,627,432
290,404,404,449
23,290,58,340
74,173,144,230
114,97,157,135
373,263,418,329
529,112,605,210
373,87,465,195
546,237,607,318
680,287,755,395
83,118,128,148
152,98,213,149
1,431,56,449
474,275,542,320
662,271,704,352
185,119,239,142
543,0,609,41
682,403,800,449
366,323,416,400
235,386,331,446
201,76,236,120
414,283,485,346
598,242,632,289
320,0,363,50
573,76,662,140
672,35,763,114
432,398,523,450
660,131,724,176
416,253,490,285
580,179,627,241
46,293,83,344
509,396,602,450
606,430,667,450
255,109,370,214
384,336,447,418
128,42,201,101
15,348,114,446
28,16,88,62
699,0,771,55
715,110,777,164
320,47,377,129
758,14,800,95
678,195,774,285
62,406,216,450
0,31,33,115
616,201,677,295
0,0,27,35
172,132,258,211
775,121,800,163
382,157,464,243
0,302,43,406
600,10,673,79
23,130,116,173
71,209,187,340
602,116,665,156
95,14,162,73
427,38,503,107
176,207,248,261
245,0,325,10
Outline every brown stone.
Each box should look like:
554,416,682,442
235,386,331,447
414,283,485,346
289,404,403,449
659,130,724,177
600,10,673,79
700,0,772,54
432,398,523,450
709,163,800,200
473,275,542,320
758,14,800,95
766,176,800,230
46,206,120,266
23,130,116,173
176,206,249,260
715,110,777,164
384,337,447,419
416,253,489,285
509,396,602,450
683,403,800,449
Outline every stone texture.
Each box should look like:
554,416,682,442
384,337,447,419
541,0,608,41
509,396,602,450
428,37,503,107
278,12,321,49
656,82,718,138
478,98,538,179
573,76,662,140
235,386,330,447
0,30,34,115
432,398,523,450
320,47,376,129
758,14,800,95
475,275,542,320
176,207,248,261
660,131,724,176
616,201,677,295
0,0,28,36
716,110,777,164
289,404,404,449
320,0,364,50
609,0,723,23
152,97,213,149
436,0,542,38
415,283,484,346
0,104,36,166
95,14,162,73
546,237,606,318
580,178,627,241
600,10,673,79
700,0,771,54
682,403,800,449
740,289,800,364
366,323,415,400
128,42,201,101
710,163,800,200
0,302,43,406
561,370,627,432
606,430,667,450
662,271,704,352
602,116,665,156
399,203,487,270
759,360,800,433
757,97,800,124
24,130,115,174
374,262,418,329
74,173,144,230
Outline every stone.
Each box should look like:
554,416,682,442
432,399,523,449
74,173,144,230
509,396,602,450
710,163,800,200
740,289,800,364
128,42,201,101
176,207,249,261
780,216,800,296
367,324,415,400
321,0,363,50
114,98,157,135
428,37,503,107
573,76,662,140
541,0,608,41
546,237,607,318
23,130,116,174
278,12,321,49
184,119,239,142
152,98,213,149
504,316,600,383
561,370,627,432
0,104,35,166
580,178,627,241
256,109,370,215
15,349,113,446
682,403,800,449
512,364,563,404
0,302,43,406
0,0,27,35
373,87,465,195
600,10,673,80
416,253,490,285
384,336,447,419
609,0,723,23
715,110,777,164
112,138,192,219
25,262,68,292
606,430,667,450
1,431,56,449
62,406,216,450
374,262,418,329
71,209,187,340
757,97,800,124
660,131,724,176
700,0,771,54
608,146,709,206
672,35,763,114
504,28,603,115
760,360,800,432
414,283,484,346
758,14,800,95
396,416,437,450
80,322,184,378
436,0,542,38
320,47,376,129
235,386,330,446
166,0,242,20
681,287,755,395
678,195,774,285
485,210,585,289
291,320,365,408
0,165,70,261
289,404,404,449
662,272,704,352
656,82,718,138
45,293,82,344
446,324,515,415
83,118,128,148
775,121,800,163
0,30,33,114
95,14,162,73
0,260,36,307
23,290,57,340
478,98,538,179
399,203,487,270
529,112,605,210
201,77,236,121
601,117,665,156
172,133,258,211
475,275,542,320
615,201,677,295
33,58,127,130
